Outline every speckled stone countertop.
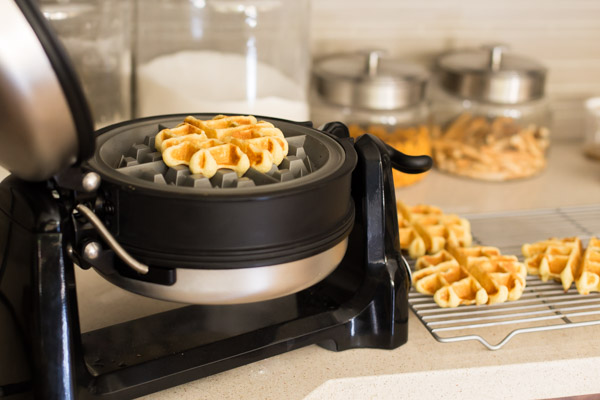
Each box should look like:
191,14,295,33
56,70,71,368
70,141,600,399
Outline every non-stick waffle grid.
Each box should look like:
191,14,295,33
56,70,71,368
408,205,600,350
115,125,312,189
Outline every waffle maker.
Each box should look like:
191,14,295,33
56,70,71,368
0,0,432,398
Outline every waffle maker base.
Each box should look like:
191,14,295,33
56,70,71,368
0,131,411,399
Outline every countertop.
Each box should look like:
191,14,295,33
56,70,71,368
72,141,600,399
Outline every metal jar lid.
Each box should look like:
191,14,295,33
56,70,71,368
436,45,547,104
313,50,429,111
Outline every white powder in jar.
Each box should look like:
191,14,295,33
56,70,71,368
136,50,309,121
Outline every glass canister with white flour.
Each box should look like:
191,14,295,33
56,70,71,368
135,0,310,121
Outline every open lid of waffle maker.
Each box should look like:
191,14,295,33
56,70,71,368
0,0,94,181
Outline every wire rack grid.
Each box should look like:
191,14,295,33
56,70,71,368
408,204,600,350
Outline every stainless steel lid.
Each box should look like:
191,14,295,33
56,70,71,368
436,45,547,104
313,50,429,110
0,0,94,181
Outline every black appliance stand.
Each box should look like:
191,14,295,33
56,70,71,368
0,134,410,399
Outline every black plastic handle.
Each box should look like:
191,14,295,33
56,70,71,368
320,121,433,174
360,134,433,174
320,121,351,139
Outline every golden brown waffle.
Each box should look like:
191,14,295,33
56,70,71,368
185,114,258,130
184,115,284,140
522,237,600,295
155,123,205,152
413,250,487,307
229,136,286,172
186,115,289,156
189,143,250,177
412,245,526,308
160,133,208,152
576,237,600,295
522,237,582,291
451,245,526,303
413,250,485,307
156,115,288,178
162,138,226,167
397,201,472,259
226,138,273,173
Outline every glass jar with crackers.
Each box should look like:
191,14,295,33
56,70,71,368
311,50,434,187
432,45,550,181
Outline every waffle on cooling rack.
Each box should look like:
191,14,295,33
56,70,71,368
522,236,600,295
412,245,526,308
397,201,472,259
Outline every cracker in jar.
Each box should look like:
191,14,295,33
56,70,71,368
432,113,550,181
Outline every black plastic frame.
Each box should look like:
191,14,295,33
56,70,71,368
0,132,412,399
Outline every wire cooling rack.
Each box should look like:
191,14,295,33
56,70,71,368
408,204,600,350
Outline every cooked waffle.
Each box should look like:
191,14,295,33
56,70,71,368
185,115,284,139
227,138,273,173
576,237,600,295
185,114,258,130
245,136,288,164
186,115,289,156
156,115,289,178
155,123,205,152
522,237,583,291
189,143,251,178
229,136,287,172
522,237,600,294
412,246,526,308
160,133,208,152
413,249,487,307
162,138,224,167
451,245,526,304
397,201,472,259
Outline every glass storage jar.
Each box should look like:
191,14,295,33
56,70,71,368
134,0,310,121
40,0,133,129
311,50,433,187
432,45,551,181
